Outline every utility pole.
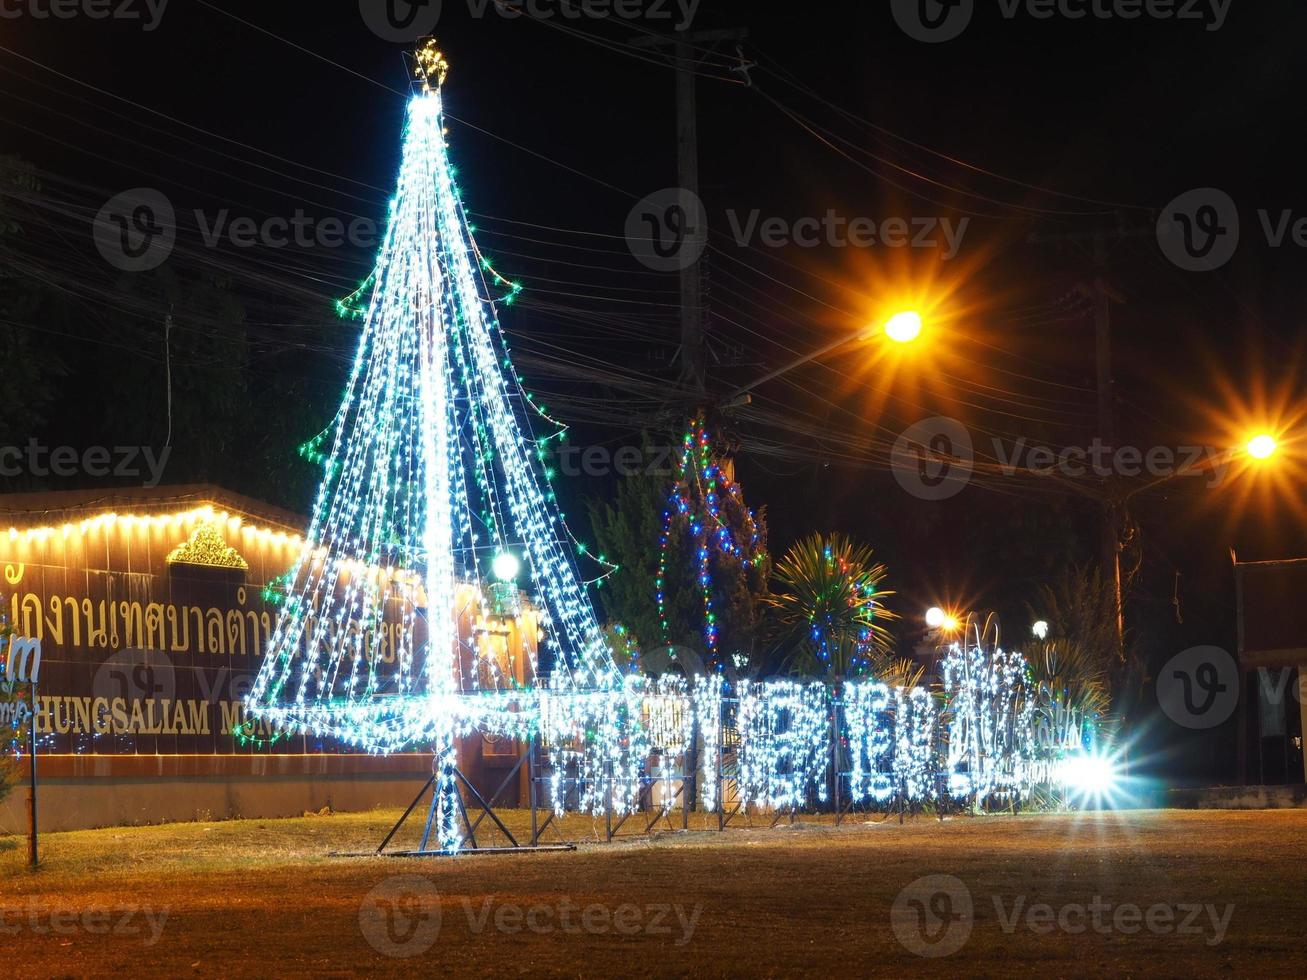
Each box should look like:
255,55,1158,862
675,31,705,396
1028,225,1149,659
1090,231,1125,657
631,28,748,397
1091,232,1115,447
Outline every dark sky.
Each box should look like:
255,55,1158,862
3,1,1305,701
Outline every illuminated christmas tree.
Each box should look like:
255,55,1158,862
247,42,621,848
655,413,770,673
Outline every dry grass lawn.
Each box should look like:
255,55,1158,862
3,807,1305,977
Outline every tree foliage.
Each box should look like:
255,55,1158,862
587,458,673,656
0,154,326,508
1027,637,1113,750
1029,562,1124,669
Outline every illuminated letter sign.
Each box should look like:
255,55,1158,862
3,635,41,686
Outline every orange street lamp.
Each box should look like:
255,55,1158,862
1246,433,1278,461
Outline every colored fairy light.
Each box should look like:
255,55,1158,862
655,413,767,669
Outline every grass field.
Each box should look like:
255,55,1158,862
3,807,1305,977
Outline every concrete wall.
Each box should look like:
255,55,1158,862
0,753,438,834
1169,784,1307,809
0,770,429,834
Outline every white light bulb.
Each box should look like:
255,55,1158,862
492,551,521,582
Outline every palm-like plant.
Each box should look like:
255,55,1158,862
879,656,927,692
766,532,898,678
1030,563,1124,666
1028,638,1112,753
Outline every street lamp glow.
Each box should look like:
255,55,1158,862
883,310,923,344
927,606,962,633
492,551,521,582
1246,434,1278,460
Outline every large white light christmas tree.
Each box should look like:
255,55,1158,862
246,42,623,851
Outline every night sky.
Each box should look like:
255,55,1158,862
3,2,1305,777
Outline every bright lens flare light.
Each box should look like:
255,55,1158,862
492,551,521,582
1246,433,1278,460
883,310,923,344
1058,750,1121,808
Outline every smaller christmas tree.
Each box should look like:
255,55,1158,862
655,413,770,673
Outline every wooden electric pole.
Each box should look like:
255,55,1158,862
631,28,748,396
1028,224,1150,660
675,32,705,395
1089,231,1126,658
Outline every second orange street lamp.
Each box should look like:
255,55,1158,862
883,310,923,344
723,309,923,407
1123,430,1284,502
925,606,962,634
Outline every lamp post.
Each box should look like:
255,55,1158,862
722,309,924,408
28,677,37,868
1123,431,1282,502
